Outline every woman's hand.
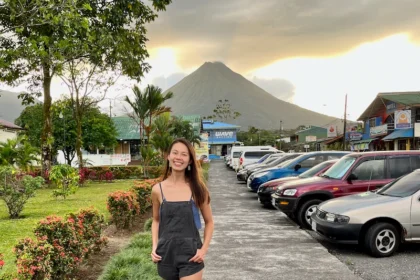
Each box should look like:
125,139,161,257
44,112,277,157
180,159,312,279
189,248,207,263
151,250,162,263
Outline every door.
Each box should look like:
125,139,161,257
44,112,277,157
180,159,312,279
411,190,420,239
345,156,388,195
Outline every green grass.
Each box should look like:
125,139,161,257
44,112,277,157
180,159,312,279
0,180,135,276
99,232,159,280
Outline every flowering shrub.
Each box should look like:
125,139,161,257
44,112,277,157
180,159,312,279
107,191,139,229
14,238,53,280
131,179,159,214
0,166,44,219
49,165,79,199
0,253,4,270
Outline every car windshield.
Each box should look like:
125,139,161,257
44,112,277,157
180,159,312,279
257,154,270,163
322,156,357,179
298,161,333,179
276,159,292,168
377,171,420,197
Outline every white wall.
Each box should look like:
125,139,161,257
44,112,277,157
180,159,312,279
57,151,131,167
0,129,17,143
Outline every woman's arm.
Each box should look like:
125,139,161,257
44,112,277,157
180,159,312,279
200,195,214,254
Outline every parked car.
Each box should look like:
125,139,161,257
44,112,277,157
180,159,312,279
248,151,349,192
238,150,278,170
312,169,420,257
272,151,420,229
230,146,279,171
237,153,291,181
257,160,337,208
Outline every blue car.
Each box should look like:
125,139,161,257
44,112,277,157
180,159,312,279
247,151,350,192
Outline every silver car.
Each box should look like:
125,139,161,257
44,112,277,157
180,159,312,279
311,169,420,258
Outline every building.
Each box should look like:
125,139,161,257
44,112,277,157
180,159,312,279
202,120,241,157
356,91,420,151
112,116,142,160
0,118,22,142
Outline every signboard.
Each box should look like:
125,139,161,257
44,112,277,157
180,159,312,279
209,130,237,144
395,110,411,129
370,124,388,137
194,132,209,161
386,101,397,114
415,123,420,137
303,145,310,148
305,135,317,142
327,125,337,138
348,132,363,141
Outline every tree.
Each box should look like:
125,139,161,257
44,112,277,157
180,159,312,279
170,117,201,146
0,136,40,169
16,101,117,165
0,0,172,174
124,85,150,147
150,113,174,159
206,99,241,122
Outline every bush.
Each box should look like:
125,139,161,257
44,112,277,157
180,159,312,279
144,218,153,232
0,166,44,219
99,233,159,280
107,191,139,229
0,253,4,271
131,179,159,214
49,165,79,199
14,238,54,280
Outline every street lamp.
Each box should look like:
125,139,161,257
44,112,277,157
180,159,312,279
59,112,66,156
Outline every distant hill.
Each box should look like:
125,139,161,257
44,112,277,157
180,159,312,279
163,62,344,131
0,90,29,123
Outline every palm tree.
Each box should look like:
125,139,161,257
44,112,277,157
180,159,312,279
0,138,19,166
16,141,40,172
150,114,174,159
124,85,149,146
170,117,201,146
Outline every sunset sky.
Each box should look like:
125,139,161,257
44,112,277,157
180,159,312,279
4,0,420,121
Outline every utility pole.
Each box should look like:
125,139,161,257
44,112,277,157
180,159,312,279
279,120,283,150
342,94,348,151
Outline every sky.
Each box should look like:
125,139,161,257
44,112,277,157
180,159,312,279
3,0,420,121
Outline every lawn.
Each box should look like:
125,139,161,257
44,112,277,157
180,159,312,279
0,179,135,276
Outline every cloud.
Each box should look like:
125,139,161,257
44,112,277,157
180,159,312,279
152,73,186,91
250,77,295,102
147,0,420,72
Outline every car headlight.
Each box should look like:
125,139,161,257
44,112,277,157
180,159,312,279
282,189,297,196
325,213,350,224
255,171,269,178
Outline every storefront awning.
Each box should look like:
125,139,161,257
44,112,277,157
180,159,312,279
382,128,413,141
351,138,375,144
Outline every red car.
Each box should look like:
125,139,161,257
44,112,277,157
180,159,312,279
272,151,420,229
257,160,337,208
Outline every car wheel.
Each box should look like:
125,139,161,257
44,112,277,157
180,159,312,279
365,223,400,258
297,199,322,229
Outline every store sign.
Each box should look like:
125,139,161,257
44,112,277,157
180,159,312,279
395,110,411,129
327,125,337,138
370,124,388,137
415,123,420,137
386,101,397,114
209,130,237,143
348,132,363,141
194,132,209,161
305,135,317,142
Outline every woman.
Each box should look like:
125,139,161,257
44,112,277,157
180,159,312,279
151,138,214,280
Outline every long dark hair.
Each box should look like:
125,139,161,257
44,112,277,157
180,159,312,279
163,138,210,208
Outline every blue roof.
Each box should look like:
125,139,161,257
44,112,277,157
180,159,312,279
383,128,413,141
203,121,240,130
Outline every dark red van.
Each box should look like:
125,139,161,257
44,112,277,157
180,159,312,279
271,151,420,229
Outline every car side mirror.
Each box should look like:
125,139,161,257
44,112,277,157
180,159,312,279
347,173,358,182
294,164,301,172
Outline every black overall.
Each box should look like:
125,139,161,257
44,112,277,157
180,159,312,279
156,183,204,280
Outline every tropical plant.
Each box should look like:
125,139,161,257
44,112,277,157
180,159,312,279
0,138,18,166
49,165,80,199
150,114,173,158
0,136,40,170
0,166,44,219
125,85,150,147
16,141,40,171
170,117,201,146
141,146,159,178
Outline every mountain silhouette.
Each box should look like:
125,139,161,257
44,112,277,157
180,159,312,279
163,62,340,130
0,90,29,123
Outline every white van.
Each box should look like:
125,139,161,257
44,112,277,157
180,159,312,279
230,146,279,171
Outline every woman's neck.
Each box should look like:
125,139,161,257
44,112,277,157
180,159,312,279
169,170,187,185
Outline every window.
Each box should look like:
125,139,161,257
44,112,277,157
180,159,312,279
327,155,342,160
388,156,412,179
377,171,420,197
233,152,242,158
369,118,376,128
299,155,324,168
352,158,385,180
323,156,357,179
410,156,420,170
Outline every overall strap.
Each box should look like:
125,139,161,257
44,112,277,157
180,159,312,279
159,183,166,202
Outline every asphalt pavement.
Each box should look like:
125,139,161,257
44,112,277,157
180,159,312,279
203,161,360,280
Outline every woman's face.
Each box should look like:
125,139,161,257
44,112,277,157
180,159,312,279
168,142,191,171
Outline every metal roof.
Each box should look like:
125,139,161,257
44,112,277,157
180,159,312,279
203,121,240,130
383,128,413,141
0,118,22,130
112,116,143,140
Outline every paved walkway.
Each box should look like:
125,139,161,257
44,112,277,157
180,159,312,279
203,161,360,280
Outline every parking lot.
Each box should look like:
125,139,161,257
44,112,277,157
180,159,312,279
207,161,420,280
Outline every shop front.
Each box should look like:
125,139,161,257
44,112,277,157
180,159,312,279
203,120,240,158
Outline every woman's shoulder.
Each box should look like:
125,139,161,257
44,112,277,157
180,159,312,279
152,180,165,193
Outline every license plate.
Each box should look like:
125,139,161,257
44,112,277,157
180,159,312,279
272,198,276,206
312,221,317,232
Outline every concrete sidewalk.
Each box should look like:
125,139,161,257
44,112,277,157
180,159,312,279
203,161,360,280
